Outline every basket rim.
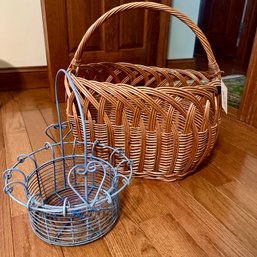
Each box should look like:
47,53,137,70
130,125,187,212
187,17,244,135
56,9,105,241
3,140,132,214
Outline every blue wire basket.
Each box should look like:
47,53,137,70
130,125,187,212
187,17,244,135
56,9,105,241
3,69,133,246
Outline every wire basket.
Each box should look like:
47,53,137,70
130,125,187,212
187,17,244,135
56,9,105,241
3,69,133,246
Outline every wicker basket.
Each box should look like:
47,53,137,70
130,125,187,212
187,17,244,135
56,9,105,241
65,2,222,181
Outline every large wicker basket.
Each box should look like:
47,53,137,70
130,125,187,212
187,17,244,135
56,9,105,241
65,2,222,182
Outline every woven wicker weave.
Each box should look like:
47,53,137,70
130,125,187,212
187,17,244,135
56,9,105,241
65,2,222,181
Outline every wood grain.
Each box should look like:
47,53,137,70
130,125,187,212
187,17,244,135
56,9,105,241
219,181,257,221
11,88,52,111
220,116,257,156
121,213,161,257
41,0,70,101
140,213,208,257
179,175,257,256
62,239,112,257
103,215,142,257
208,119,257,189
0,108,14,257
239,30,257,126
146,181,255,257
120,179,169,223
11,214,63,257
197,162,231,187
0,92,35,216
1,88,257,257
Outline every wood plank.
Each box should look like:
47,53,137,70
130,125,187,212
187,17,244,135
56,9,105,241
220,117,257,156
219,181,257,221
221,114,257,135
103,213,142,257
179,175,257,256
0,105,14,257
13,88,65,143
21,109,49,143
146,180,255,257
121,213,161,257
120,179,169,224
61,239,112,257
39,103,69,144
197,162,231,187
12,89,66,166
140,213,208,257
209,136,257,188
215,133,257,170
12,214,63,257
11,88,52,111
0,91,35,217
21,109,55,164
118,179,168,256
203,117,257,190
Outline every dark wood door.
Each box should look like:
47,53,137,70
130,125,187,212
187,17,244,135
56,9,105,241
195,0,245,59
41,0,171,100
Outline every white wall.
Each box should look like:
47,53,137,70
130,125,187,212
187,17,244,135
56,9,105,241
0,0,47,68
167,0,201,59
0,1,200,68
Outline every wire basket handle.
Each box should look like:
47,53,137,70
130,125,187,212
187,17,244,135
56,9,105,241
69,1,220,77
55,69,88,166
3,70,89,208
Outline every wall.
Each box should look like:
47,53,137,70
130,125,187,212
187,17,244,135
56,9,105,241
0,1,200,68
167,0,201,59
0,0,47,68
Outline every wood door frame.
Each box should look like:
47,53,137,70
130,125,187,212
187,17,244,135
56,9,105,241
41,0,171,101
156,0,171,67
41,0,70,102
238,29,257,126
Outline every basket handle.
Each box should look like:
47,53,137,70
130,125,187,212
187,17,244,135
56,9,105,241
55,69,88,167
70,1,220,77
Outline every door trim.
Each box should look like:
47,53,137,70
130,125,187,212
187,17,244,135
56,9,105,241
41,0,69,101
238,29,257,126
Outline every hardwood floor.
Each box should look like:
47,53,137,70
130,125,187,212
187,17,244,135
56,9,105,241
1,88,257,257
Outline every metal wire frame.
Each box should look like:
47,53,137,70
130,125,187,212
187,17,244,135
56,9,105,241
3,69,133,246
